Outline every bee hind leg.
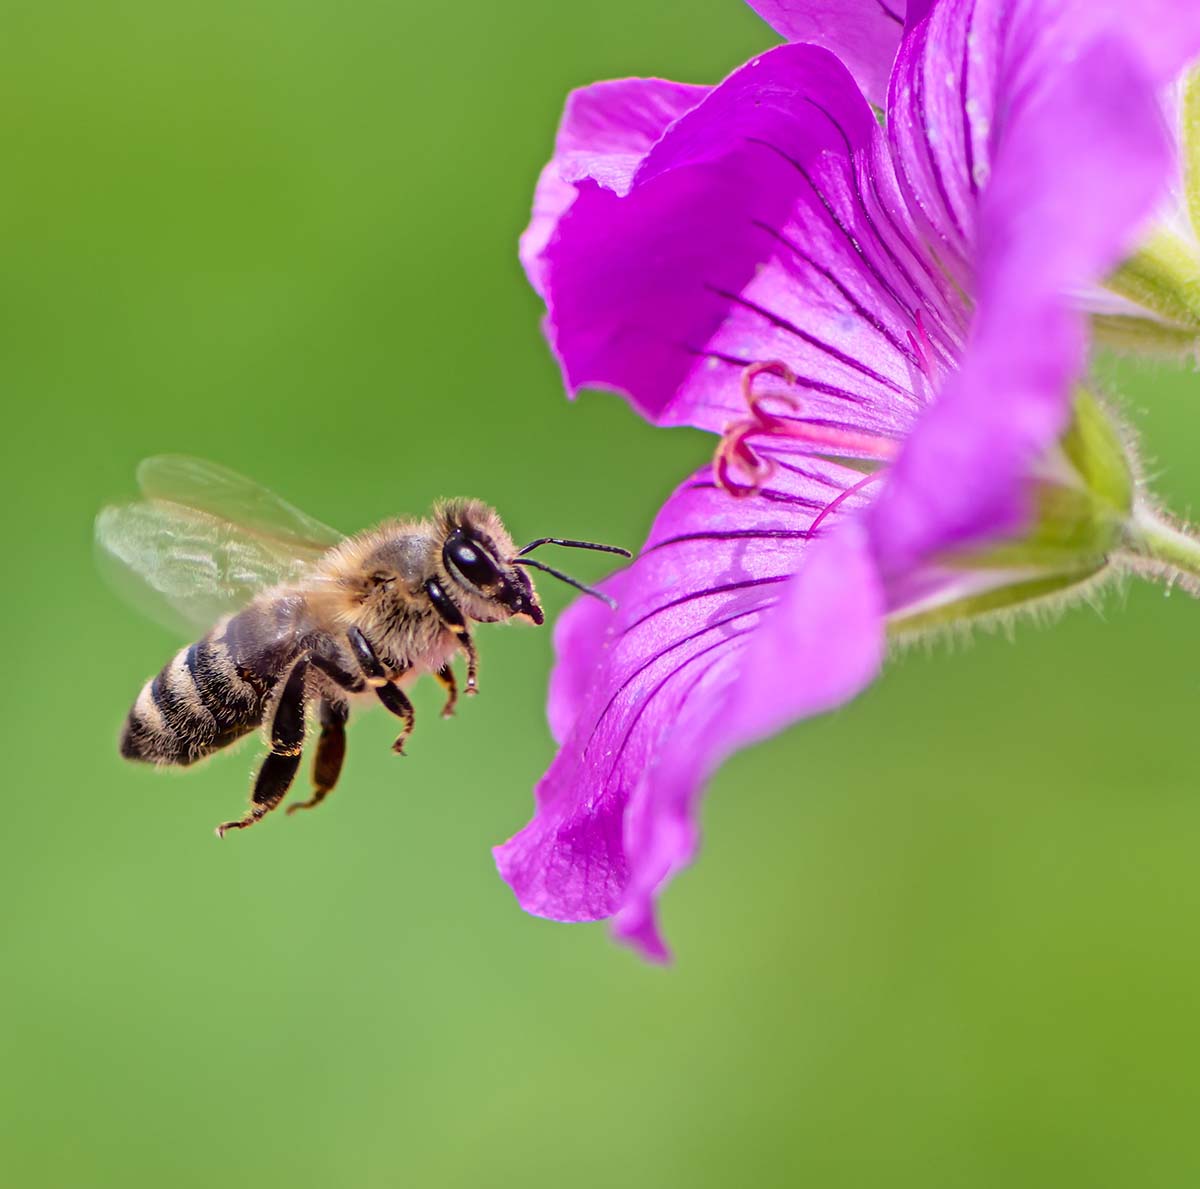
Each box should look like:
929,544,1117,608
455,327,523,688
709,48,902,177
216,659,309,837
287,698,349,815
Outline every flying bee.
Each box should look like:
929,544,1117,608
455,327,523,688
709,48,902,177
96,456,629,837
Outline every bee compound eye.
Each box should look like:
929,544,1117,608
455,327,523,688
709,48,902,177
445,534,501,590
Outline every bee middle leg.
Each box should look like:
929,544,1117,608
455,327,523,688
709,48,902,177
287,697,349,815
376,683,415,754
216,659,309,837
346,626,415,754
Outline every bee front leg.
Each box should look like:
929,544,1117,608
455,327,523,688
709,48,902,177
216,658,309,837
434,663,457,718
458,631,479,696
422,578,479,696
346,626,415,755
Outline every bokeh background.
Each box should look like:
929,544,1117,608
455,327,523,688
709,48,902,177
4,2,1200,1185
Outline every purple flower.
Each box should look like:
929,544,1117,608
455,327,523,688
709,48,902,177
498,0,1200,959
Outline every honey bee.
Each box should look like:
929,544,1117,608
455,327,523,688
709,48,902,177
96,456,628,837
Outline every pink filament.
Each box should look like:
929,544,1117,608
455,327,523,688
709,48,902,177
807,469,886,536
714,361,899,497
905,308,935,380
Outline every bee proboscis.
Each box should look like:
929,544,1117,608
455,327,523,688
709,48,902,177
96,456,629,836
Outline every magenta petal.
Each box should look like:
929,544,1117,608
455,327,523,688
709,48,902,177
873,34,1173,569
745,0,906,109
611,519,884,957
886,0,1200,295
885,0,1000,286
544,590,614,746
542,44,953,435
903,0,932,26
869,297,1079,572
520,78,708,297
493,457,884,959
1059,0,1200,84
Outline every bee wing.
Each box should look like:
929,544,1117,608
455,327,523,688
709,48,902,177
134,455,345,552
96,456,344,635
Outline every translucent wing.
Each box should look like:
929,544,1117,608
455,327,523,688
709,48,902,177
96,456,345,635
134,456,345,553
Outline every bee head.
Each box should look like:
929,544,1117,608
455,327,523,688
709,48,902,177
435,500,544,625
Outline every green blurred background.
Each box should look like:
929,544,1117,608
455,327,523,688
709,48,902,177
4,2,1200,1185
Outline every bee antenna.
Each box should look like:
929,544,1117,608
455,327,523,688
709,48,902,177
516,537,632,559
512,558,619,610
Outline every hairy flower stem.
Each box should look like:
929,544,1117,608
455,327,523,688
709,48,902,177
1123,507,1200,589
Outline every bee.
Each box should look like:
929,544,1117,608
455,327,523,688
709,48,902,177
96,456,629,837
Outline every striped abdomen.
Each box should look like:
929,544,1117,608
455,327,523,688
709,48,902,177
120,609,290,766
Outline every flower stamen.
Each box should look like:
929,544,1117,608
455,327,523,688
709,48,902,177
906,308,934,380
714,361,900,497
808,470,886,535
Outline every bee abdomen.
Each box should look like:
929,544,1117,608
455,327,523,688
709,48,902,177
120,637,263,766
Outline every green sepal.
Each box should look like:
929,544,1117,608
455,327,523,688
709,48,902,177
1186,66,1200,243
950,485,1112,571
950,390,1131,573
1059,388,1132,514
1091,312,1200,358
1107,228,1200,332
888,565,1106,636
